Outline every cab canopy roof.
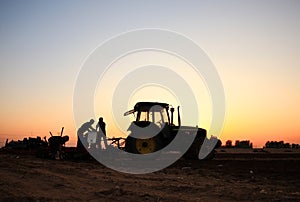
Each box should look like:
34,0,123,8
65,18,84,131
124,102,169,116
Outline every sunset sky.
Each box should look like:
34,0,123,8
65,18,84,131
0,1,299,147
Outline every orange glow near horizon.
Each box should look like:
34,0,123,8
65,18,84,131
1,86,299,148
1,54,300,148
1,114,299,148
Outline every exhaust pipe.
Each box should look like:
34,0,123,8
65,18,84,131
177,106,181,126
60,127,64,136
170,107,174,125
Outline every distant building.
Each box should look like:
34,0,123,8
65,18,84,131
222,139,253,148
265,141,297,148
225,140,233,148
235,140,253,148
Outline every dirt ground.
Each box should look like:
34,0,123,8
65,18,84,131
0,151,299,202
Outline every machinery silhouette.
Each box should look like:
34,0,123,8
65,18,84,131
123,102,221,159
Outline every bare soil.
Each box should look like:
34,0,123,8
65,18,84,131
0,151,299,201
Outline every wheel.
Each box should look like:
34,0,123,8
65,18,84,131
125,134,164,154
135,138,157,154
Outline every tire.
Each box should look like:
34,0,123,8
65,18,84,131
125,134,164,154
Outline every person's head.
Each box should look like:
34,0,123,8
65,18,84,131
89,119,94,124
99,117,103,122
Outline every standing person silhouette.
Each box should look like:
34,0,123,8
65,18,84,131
77,119,96,150
96,117,108,149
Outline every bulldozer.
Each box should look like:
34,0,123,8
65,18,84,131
123,102,221,159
